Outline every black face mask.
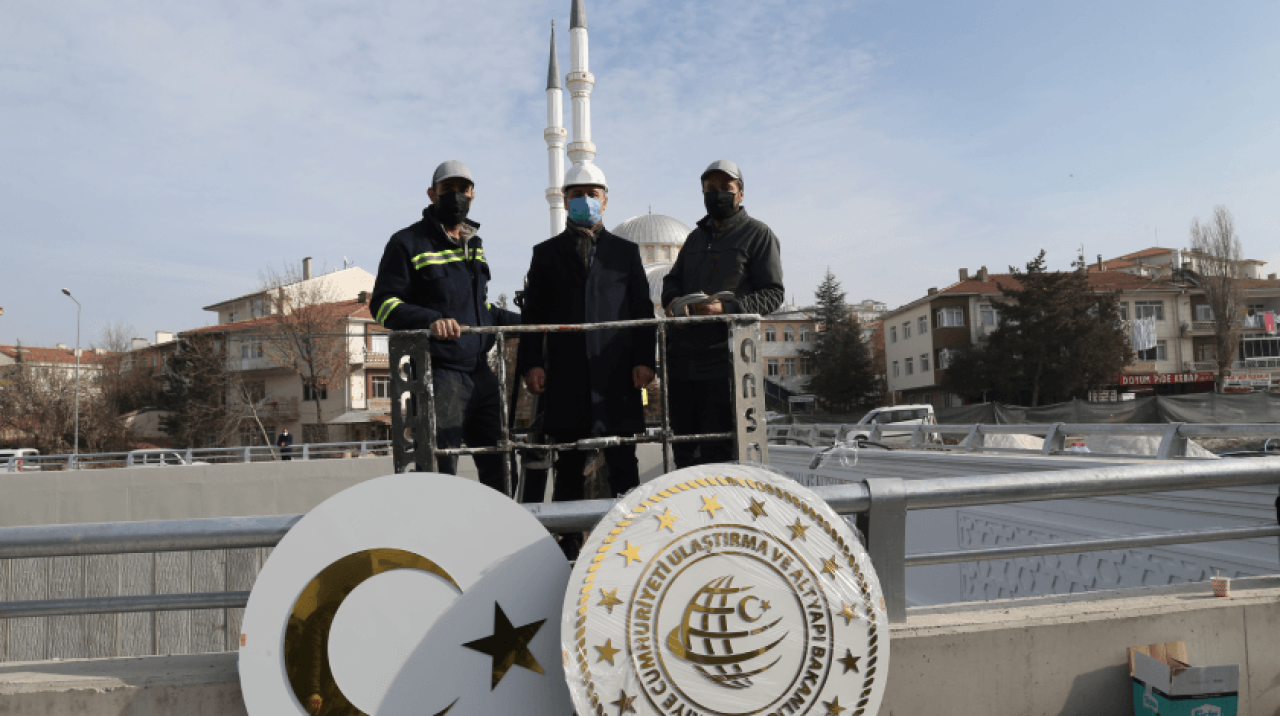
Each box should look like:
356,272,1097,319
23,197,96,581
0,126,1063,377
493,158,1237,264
703,190,738,221
435,192,472,225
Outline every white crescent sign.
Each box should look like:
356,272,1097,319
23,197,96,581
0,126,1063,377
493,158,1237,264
562,465,888,716
239,473,574,715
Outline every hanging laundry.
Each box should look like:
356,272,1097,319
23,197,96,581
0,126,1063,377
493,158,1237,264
1132,316,1157,353
1266,312,1276,333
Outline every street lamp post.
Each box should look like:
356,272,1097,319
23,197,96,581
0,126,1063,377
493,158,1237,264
61,289,81,467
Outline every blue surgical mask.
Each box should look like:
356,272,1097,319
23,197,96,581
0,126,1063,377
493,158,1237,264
568,195,603,226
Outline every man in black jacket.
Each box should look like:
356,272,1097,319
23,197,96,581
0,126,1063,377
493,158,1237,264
661,159,784,468
370,161,520,491
519,162,656,509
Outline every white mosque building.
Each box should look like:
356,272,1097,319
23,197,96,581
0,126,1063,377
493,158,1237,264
543,0,691,315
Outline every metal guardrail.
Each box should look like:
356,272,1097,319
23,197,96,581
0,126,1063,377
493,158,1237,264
3,440,394,472
1,459,1277,623
768,422,1280,460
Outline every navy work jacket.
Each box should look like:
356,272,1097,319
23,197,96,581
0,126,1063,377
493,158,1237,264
371,206,519,373
518,228,656,436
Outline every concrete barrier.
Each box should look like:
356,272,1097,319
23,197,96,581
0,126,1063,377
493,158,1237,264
5,576,1277,714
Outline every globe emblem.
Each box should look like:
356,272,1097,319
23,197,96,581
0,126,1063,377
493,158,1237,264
665,576,787,689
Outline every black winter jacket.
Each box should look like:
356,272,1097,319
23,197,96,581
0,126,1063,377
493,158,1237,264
371,207,520,373
661,207,784,378
518,228,656,436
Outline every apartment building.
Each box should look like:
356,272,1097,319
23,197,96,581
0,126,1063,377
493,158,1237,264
761,303,818,395
883,250,1280,407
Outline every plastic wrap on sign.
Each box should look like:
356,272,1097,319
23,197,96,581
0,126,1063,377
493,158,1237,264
561,464,888,716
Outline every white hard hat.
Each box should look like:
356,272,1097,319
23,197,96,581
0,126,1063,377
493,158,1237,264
563,162,609,192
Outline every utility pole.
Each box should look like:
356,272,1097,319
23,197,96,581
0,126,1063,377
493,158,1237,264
61,289,81,467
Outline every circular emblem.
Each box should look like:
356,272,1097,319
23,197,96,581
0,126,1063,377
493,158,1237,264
239,473,573,715
562,465,887,716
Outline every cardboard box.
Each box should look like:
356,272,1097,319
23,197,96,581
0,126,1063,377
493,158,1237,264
1129,641,1239,716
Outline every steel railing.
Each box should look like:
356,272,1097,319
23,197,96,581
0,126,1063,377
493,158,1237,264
768,422,1280,460
3,440,394,472
1,459,1277,623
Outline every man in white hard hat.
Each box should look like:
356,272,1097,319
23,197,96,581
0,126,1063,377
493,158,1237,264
370,160,520,491
518,163,656,553
661,159,784,468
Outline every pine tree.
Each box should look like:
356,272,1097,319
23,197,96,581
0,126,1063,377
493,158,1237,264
802,269,876,412
942,251,1132,406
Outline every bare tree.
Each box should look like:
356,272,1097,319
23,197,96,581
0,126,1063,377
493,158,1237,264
160,334,241,449
1189,205,1245,390
258,263,352,443
92,321,136,354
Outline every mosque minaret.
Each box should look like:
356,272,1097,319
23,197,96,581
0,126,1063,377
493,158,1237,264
543,22,567,235
543,0,691,314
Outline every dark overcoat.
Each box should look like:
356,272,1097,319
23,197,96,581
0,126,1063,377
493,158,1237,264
518,228,657,436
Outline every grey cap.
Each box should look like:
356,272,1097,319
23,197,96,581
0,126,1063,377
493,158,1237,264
571,0,587,30
700,159,743,187
432,160,474,187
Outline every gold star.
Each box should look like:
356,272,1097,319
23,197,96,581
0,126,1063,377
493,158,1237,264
837,603,858,625
746,498,768,520
822,554,841,577
655,508,679,532
788,518,809,541
618,541,642,566
823,696,847,715
598,588,623,613
610,689,637,714
700,494,724,519
595,639,621,666
838,649,861,674
461,603,546,689
761,600,771,611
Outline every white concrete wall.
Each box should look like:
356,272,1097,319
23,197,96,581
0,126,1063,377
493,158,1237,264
884,304,934,393
7,576,1278,715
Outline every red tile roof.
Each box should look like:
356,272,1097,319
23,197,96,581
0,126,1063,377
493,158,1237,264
940,271,1170,296
184,299,376,335
0,345,113,365
1116,247,1173,260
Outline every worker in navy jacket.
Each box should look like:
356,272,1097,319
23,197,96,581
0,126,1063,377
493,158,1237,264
371,160,519,491
518,163,656,519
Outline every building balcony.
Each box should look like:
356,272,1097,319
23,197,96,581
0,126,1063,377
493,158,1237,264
1119,361,1157,374
1184,361,1219,372
352,349,389,367
237,397,300,422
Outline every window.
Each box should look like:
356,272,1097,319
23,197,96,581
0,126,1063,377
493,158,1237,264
663,246,672,261
250,299,266,318
921,353,930,372
783,358,796,376
921,393,932,405
303,385,328,401
904,357,914,375
936,307,964,327
1134,301,1164,321
371,375,391,398
799,326,810,342
784,326,795,342
1136,340,1167,361
799,356,813,375
240,339,263,359
370,334,389,354
228,311,238,323
980,305,998,326
918,316,928,334
902,322,911,339
646,246,655,262
765,326,777,342
890,327,897,343
1195,304,1214,321
1118,303,1129,321
892,361,899,378
937,348,960,370
767,359,779,376
1242,336,1280,359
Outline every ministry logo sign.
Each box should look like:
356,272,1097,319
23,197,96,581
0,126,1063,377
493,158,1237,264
563,465,888,716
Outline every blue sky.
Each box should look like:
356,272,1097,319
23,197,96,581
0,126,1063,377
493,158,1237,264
3,0,1278,347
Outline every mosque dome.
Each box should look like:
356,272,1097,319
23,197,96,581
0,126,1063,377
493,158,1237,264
613,213,691,247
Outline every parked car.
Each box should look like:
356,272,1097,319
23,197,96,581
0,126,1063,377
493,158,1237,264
1,448,41,472
127,449,209,467
845,405,937,444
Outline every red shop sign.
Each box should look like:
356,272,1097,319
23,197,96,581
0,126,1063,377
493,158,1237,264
1117,372,1215,386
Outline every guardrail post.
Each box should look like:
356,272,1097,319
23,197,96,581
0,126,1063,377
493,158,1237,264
1157,423,1189,460
301,444,310,461
360,441,368,458
125,452,134,467
67,453,76,470
863,476,907,623
962,425,985,452
869,424,883,443
909,425,924,449
242,446,251,463
1041,423,1066,455
185,448,193,465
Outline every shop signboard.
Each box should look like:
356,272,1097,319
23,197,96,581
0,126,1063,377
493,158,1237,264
1224,373,1272,388
1117,372,1215,387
